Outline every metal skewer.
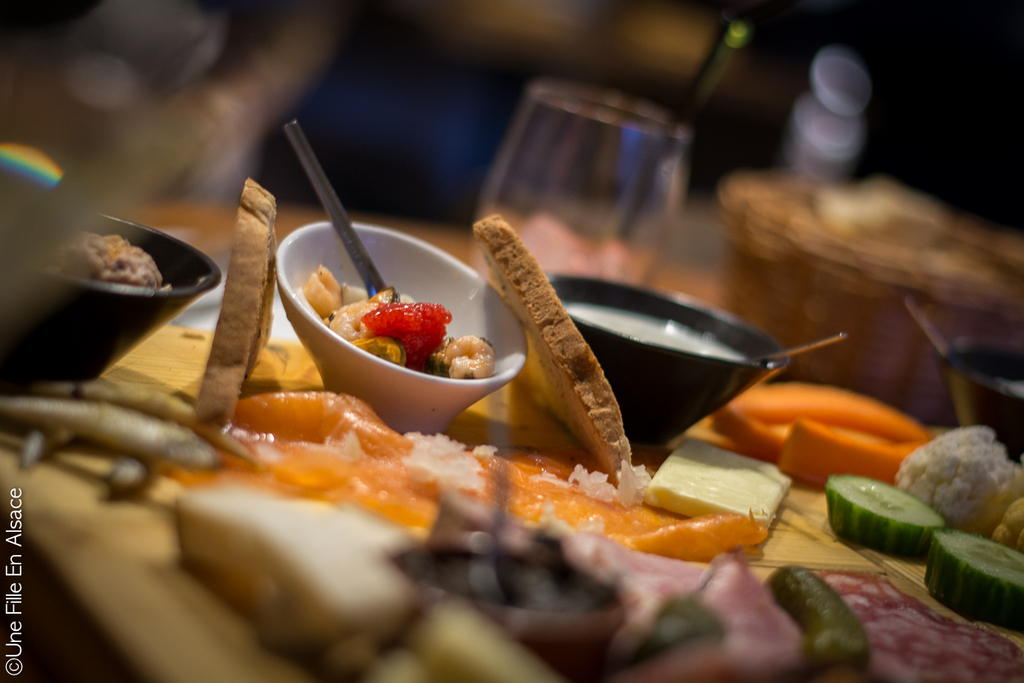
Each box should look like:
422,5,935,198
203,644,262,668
904,296,951,359
755,331,848,364
283,119,387,297
469,455,512,605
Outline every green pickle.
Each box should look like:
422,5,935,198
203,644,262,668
767,565,870,669
630,595,725,664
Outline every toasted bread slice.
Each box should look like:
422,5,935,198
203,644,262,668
473,215,631,480
196,178,277,422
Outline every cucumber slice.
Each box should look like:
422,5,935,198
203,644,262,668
926,528,1024,631
825,475,944,555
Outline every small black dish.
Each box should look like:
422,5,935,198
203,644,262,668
0,215,221,382
937,339,1024,461
393,535,623,683
549,275,788,445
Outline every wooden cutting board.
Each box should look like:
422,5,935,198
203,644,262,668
1,325,1021,682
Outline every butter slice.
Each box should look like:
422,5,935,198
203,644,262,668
644,438,791,524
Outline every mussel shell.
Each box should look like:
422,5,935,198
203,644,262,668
423,338,453,377
353,336,405,366
369,286,401,304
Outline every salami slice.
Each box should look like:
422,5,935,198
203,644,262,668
822,572,1024,683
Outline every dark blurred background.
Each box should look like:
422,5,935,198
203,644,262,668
3,0,1022,228
253,0,1024,230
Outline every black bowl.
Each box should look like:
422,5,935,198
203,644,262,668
549,276,788,445
937,339,1024,461
0,215,221,382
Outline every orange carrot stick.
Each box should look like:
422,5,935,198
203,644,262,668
727,382,931,443
776,418,928,486
615,513,768,563
686,416,750,455
709,406,788,463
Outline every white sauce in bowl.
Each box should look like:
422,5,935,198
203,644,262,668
565,302,746,361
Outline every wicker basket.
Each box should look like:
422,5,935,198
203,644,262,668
717,170,1024,426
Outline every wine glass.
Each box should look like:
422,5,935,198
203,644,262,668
476,78,692,285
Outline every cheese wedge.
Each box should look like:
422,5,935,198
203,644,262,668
409,602,566,683
177,486,416,653
645,438,791,525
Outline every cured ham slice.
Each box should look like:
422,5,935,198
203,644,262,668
822,572,1024,683
700,552,803,676
563,534,802,681
562,532,705,628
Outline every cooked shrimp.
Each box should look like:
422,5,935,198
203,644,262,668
444,335,495,379
328,299,379,342
303,266,342,318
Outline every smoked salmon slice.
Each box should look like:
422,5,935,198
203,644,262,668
176,391,768,563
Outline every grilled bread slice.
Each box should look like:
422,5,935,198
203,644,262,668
472,215,631,480
196,178,277,422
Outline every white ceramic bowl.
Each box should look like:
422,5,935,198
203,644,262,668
276,221,527,434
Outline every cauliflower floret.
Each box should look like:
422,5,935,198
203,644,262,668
895,426,1024,535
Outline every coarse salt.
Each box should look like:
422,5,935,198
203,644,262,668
339,431,364,462
568,464,618,503
404,432,485,494
253,442,285,463
530,471,571,489
618,462,652,507
472,444,497,462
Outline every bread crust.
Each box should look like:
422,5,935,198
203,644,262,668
196,178,277,422
472,215,631,479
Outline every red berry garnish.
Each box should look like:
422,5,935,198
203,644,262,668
361,302,452,370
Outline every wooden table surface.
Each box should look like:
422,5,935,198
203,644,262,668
2,202,1020,682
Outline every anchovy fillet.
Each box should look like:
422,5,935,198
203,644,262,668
29,380,259,468
0,395,219,470
19,427,72,469
106,456,153,498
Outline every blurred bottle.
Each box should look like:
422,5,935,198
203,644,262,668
777,44,872,181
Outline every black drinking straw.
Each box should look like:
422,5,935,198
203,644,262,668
676,0,801,123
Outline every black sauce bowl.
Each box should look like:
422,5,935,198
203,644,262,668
937,339,1024,461
549,276,788,445
0,215,221,382
393,537,624,683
